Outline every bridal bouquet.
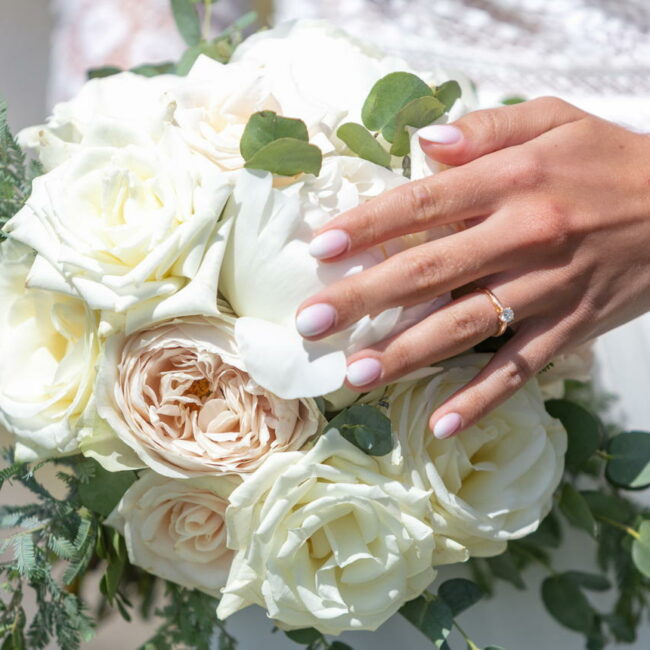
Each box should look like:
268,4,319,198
1,3,649,650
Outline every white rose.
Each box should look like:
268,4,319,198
0,239,99,462
171,56,337,170
232,20,417,131
538,341,595,399
93,316,322,478
385,354,568,557
6,125,233,334
19,72,178,172
218,160,449,400
217,429,467,634
106,471,238,596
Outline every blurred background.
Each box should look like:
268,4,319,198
1,1,649,649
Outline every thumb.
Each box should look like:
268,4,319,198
418,96,586,166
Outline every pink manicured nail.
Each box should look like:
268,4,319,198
418,125,463,145
296,303,337,337
346,358,383,387
309,229,351,260
432,412,463,439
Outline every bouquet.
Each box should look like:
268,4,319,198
1,3,649,649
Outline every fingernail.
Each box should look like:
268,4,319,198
296,303,337,337
309,229,351,260
418,125,463,145
346,358,383,387
432,412,463,439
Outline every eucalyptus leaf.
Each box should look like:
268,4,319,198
632,520,650,578
524,510,562,548
486,550,524,589
545,399,602,470
389,95,446,156
130,62,177,77
176,38,232,75
434,80,462,112
336,122,391,168
438,578,483,616
78,461,137,517
330,644,354,650
541,575,595,632
400,595,454,647
559,483,597,538
171,0,202,46
502,96,526,105
244,138,322,177
325,405,394,456
563,571,611,591
241,111,309,161
285,628,322,644
87,66,122,80
361,71,433,132
605,431,650,489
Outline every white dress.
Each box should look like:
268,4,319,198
48,1,650,648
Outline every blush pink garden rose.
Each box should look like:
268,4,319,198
106,471,238,595
92,316,323,478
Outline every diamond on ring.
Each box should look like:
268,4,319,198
475,287,515,337
499,307,515,324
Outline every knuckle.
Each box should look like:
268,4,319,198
467,107,503,144
504,149,546,189
446,308,482,345
404,181,436,226
402,248,440,294
385,339,416,375
521,201,570,249
500,356,534,392
531,95,572,115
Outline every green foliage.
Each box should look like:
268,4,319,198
559,483,597,538
632,520,650,577
0,100,43,237
400,593,454,647
389,96,446,156
77,460,137,516
325,404,394,456
240,111,322,176
542,574,595,633
336,123,392,168
434,80,462,112
605,431,650,489
545,399,603,471
171,0,202,46
437,579,484,616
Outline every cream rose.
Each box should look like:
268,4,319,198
5,125,233,334
93,316,322,478
18,72,178,172
218,160,449,400
0,239,99,462
106,471,238,596
385,354,568,557
217,429,467,634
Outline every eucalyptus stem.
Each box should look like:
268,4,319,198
597,514,640,539
454,619,478,648
202,0,212,41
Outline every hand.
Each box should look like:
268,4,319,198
295,97,650,438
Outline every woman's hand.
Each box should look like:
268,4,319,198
295,97,650,438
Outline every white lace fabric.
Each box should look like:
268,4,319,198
275,0,650,129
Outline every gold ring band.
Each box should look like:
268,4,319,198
476,287,515,337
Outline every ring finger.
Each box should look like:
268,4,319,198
343,275,540,390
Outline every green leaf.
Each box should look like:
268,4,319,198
580,490,635,523
559,483,597,537
244,138,322,177
438,578,483,616
130,62,177,77
330,644,354,650
389,95,446,156
78,461,137,517
501,96,526,105
176,38,232,75
605,431,650,489
400,595,454,647
325,405,394,456
13,535,35,577
486,550,524,589
171,0,202,46
362,71,433,133
632,520,650,577
545,399,602,470
100,532,127,604
240,111,309,161
336,122,391,168
524,510,562,548
284,628,322,644
541,575,595,633
563,571,611,591
0,462,25,490
87,66,122,80
434,80,462,112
